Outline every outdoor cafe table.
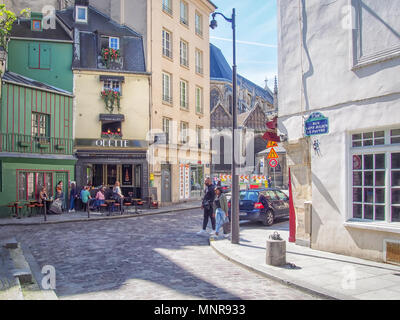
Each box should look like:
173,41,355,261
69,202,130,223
44,199,53,222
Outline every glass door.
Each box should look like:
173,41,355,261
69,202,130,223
107,165,117,186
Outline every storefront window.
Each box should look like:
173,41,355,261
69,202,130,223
134,165,141,188
93,164,103,187
18,172,27,200
107,165,117,186
190,165,204,198
18,171,55,201
122,164,133,186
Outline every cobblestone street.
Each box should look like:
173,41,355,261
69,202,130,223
0,209,317,300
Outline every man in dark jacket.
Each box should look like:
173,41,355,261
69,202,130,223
197,177,216,236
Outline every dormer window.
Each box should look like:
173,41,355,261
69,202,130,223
32,20,42,31
109,37,120,50
31,12,43,32
75,5,88,23
101,36,120,51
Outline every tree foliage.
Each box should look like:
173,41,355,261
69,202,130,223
0,4,30,51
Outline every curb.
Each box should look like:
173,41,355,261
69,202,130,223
209,240,356,301
0,206,201,226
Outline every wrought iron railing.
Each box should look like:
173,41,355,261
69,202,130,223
0,133,74,155
162,4,173,15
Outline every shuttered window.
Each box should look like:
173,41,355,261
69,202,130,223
28,43,51,70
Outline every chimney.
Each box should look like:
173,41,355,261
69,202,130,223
111,0,125,25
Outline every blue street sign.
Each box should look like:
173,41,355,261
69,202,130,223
305,112,329,136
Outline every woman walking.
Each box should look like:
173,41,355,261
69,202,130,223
69,182,78,213
212,186,229,239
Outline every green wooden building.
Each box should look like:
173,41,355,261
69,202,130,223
0,14,75,216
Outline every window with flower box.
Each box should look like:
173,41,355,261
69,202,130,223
101,121,122,139
350,128,400,223
103,80,121,94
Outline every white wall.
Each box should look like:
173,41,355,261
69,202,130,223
278,0,400,141
277,0,400,261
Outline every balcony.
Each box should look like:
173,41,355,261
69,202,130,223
162,95,172,104
162,4,172,15
0,133,74,155
195,28,203,37
163,48,173,60
180,57,188,67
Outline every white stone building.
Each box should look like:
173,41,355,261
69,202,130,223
277,0,400,263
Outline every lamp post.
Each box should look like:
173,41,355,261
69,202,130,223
210,9,239,244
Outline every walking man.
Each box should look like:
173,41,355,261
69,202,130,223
197,177,216,236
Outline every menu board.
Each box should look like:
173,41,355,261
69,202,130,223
184,165,190,199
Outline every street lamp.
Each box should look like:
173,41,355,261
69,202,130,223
210,9,240,244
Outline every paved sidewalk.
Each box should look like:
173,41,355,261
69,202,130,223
0,201,201,226
210,221,400,300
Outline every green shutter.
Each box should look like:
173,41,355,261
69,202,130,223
40,44,51,69
28,43,40,69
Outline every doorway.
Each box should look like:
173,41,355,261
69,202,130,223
161,164,171,203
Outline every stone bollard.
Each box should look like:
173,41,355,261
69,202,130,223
266,232,286,266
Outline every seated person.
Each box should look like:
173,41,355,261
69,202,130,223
94,187,106,211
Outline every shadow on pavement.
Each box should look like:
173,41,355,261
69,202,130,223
0,209,243,300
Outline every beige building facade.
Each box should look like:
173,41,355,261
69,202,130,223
92,0,217,204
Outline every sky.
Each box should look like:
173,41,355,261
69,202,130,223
209,0,278,92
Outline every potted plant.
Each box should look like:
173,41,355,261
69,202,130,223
101,48,121,68
101,89,121,114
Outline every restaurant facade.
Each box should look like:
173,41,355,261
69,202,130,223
0,14,75,215
56,3,151,199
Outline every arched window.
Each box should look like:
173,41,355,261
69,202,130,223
210,88,221,111
228,95,233,114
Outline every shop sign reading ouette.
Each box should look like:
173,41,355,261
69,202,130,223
95,139,129,148
75,138,148,149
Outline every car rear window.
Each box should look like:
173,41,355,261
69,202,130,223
239,191,259,201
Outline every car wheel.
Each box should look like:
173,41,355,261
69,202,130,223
262,210,274,226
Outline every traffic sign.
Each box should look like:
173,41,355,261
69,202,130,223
269,159,278,168
267,148,279,159
266,141,278,149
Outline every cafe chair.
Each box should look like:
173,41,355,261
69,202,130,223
7,203,16,218
113,202,122,215
35,203,45,216
123,201,132,214
99,203,108,215
25,203,36,217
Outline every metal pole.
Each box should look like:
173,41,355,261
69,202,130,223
231,8,240,244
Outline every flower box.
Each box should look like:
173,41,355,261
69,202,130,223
19,142,30,148
38,143,50,149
